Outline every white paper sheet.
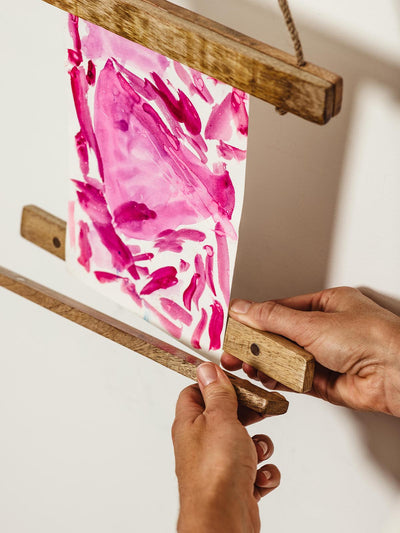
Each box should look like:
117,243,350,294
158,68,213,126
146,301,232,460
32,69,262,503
66,15,249,360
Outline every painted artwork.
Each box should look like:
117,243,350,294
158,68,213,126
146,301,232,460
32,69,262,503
66,15,249,359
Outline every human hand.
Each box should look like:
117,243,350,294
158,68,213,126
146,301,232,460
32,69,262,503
222,287,400,417
172,362,280,533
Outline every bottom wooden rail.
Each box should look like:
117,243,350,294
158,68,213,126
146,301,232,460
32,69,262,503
0,266,289,416
20,205,314,393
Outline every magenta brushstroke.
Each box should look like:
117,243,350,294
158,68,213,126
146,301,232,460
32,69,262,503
114,201,157,233
68,201,76,249
94,271,142,306
136,266,150,277
77,221,92,272
74,180,133,271
192,254,206,310
127,253,154,280
191,70,214,104
191,308,208,349
215,223,230,306
205,89,248,141
141,266,178,295
155,229,206,253
209,301,224,350
94,222,133,272
69,66,104,180
144,301,183,339
180,260,190,272
231,90,249,136
127,264,140,281
68,15,82,57
87,60,96,86
121,279,142,306
68,49,82,66
68,15,82,65
132,253,154,262
160,298,193,326
203,245,217,296
75,131,89,178
73,180,110,224
94,271,122,283
217,140,247,161
151,72,202,135
183,273,200,311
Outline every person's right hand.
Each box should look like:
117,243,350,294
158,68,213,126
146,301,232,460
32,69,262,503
222,287,400,417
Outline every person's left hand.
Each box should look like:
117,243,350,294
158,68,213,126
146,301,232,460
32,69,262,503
172,363,280,533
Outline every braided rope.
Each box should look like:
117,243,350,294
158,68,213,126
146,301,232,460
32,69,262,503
275,0,305,115
277,0,305,67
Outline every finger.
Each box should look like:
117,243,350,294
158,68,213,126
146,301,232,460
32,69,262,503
229,299,322,347
197,363,238,419
243,363,258,380
252,435,274,462
258,372,293,393
174,384,205,426
257,371,278,390
310,364,360,410
276,291,324,311
277,287,361,313
237,404,269,426
254,465,281,500
221,352,243,371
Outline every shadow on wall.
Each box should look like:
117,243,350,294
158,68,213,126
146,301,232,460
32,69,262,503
353,287,400,487
352,410,400,487
192,0,400,302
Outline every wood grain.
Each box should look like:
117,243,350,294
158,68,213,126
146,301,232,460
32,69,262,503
41,0,342,124
0,266,288,416
224,318,314,393
21,205,315,392
21,206,66,260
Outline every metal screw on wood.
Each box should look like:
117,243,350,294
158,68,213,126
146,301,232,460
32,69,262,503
251,343,260,356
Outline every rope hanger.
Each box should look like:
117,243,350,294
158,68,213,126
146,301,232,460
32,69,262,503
276,0,305,115
278,0,305,67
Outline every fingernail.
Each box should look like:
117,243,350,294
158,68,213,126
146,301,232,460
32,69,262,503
230,299,251,314
257,440,269,458
263,470,272,482
197,363,218,387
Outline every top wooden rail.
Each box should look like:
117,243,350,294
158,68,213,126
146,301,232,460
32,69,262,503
42,0,342,124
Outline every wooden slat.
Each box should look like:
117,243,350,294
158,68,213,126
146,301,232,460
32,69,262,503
21,205,315,392
225,319,314,393
21,206,66,260
0,266,288,416
42,0,342,124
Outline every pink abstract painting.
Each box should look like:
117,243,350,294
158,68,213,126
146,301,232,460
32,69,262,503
66,15,249,358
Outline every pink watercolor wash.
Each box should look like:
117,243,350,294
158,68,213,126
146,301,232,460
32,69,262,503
66,15,249,358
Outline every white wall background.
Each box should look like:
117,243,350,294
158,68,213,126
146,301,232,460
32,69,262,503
1,1,400,532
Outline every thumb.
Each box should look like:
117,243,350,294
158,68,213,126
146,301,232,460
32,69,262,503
229,299,319,347
197,363,238,419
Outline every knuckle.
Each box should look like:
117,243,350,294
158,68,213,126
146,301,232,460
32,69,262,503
254,301,280,328
331,286,360,300
292,312,321,346
205,387,237,413
171,417,190,443
171,419,179,441
320,286,359,310
336,286,359,297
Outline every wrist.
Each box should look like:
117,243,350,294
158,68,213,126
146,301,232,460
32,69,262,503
177,484,253,533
